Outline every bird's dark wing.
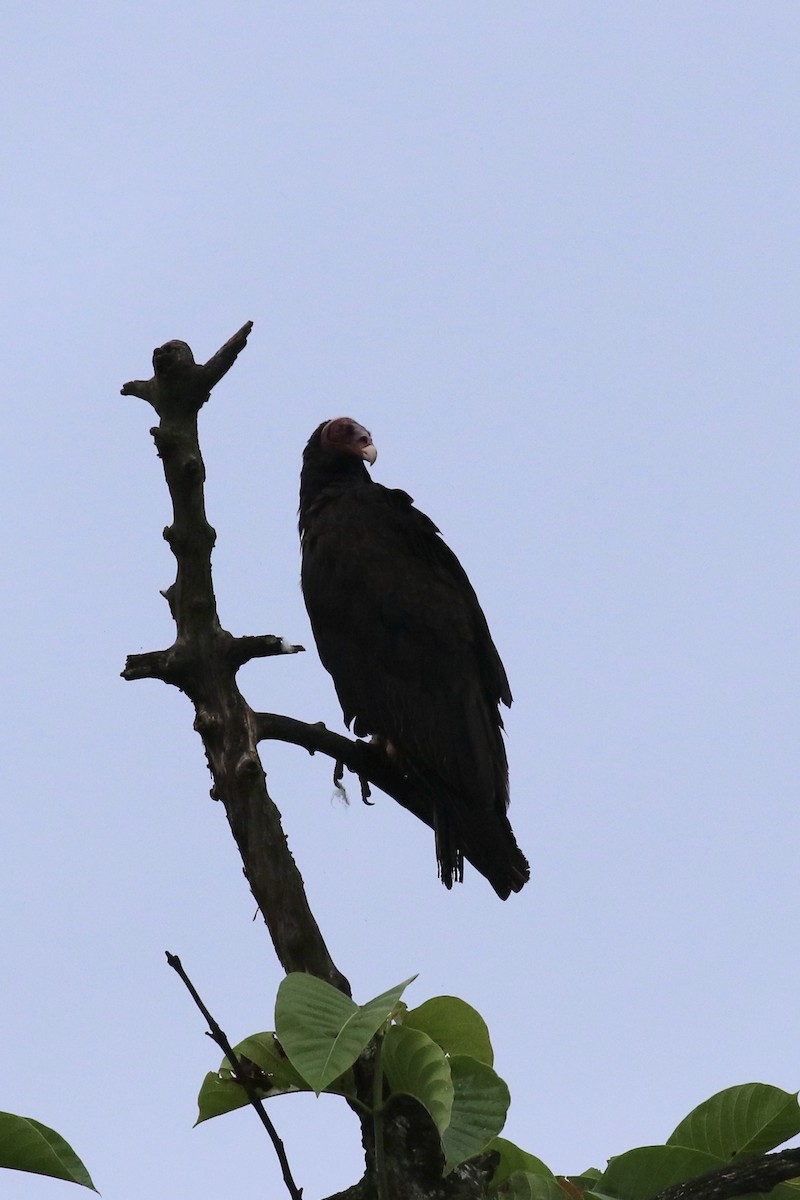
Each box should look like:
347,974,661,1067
302,482,514,844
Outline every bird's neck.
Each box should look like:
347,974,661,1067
299,453,372,533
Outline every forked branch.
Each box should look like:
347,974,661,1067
120,323,348,994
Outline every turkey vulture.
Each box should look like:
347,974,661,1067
299,417,529,899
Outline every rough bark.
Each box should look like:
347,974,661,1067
651,1149,800,1200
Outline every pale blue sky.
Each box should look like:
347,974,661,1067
2,4,799,1198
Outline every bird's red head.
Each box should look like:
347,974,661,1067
320,417,377,465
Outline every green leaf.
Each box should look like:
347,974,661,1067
405,996,494,1066
0,1111,96,1190
495,1171,569,1200
777,1188,800,1200
275,973,416,1094
442,1055,510,1174
381,1024,454,1134
226,1033,313,1094
196,1070,251,1124
197,1030,313,1125
588,1145,723,1200
667,1084,800,1158
196,1026,360,1125
489,1136,554,1189
568,1169,603,1189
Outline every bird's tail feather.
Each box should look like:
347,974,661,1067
433,801,529,899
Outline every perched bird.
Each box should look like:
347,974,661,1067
299,417,529,899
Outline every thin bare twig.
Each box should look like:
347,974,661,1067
166,952,303,1200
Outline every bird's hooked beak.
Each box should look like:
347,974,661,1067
362,441,378,466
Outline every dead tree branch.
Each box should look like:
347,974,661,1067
121,323,348,995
